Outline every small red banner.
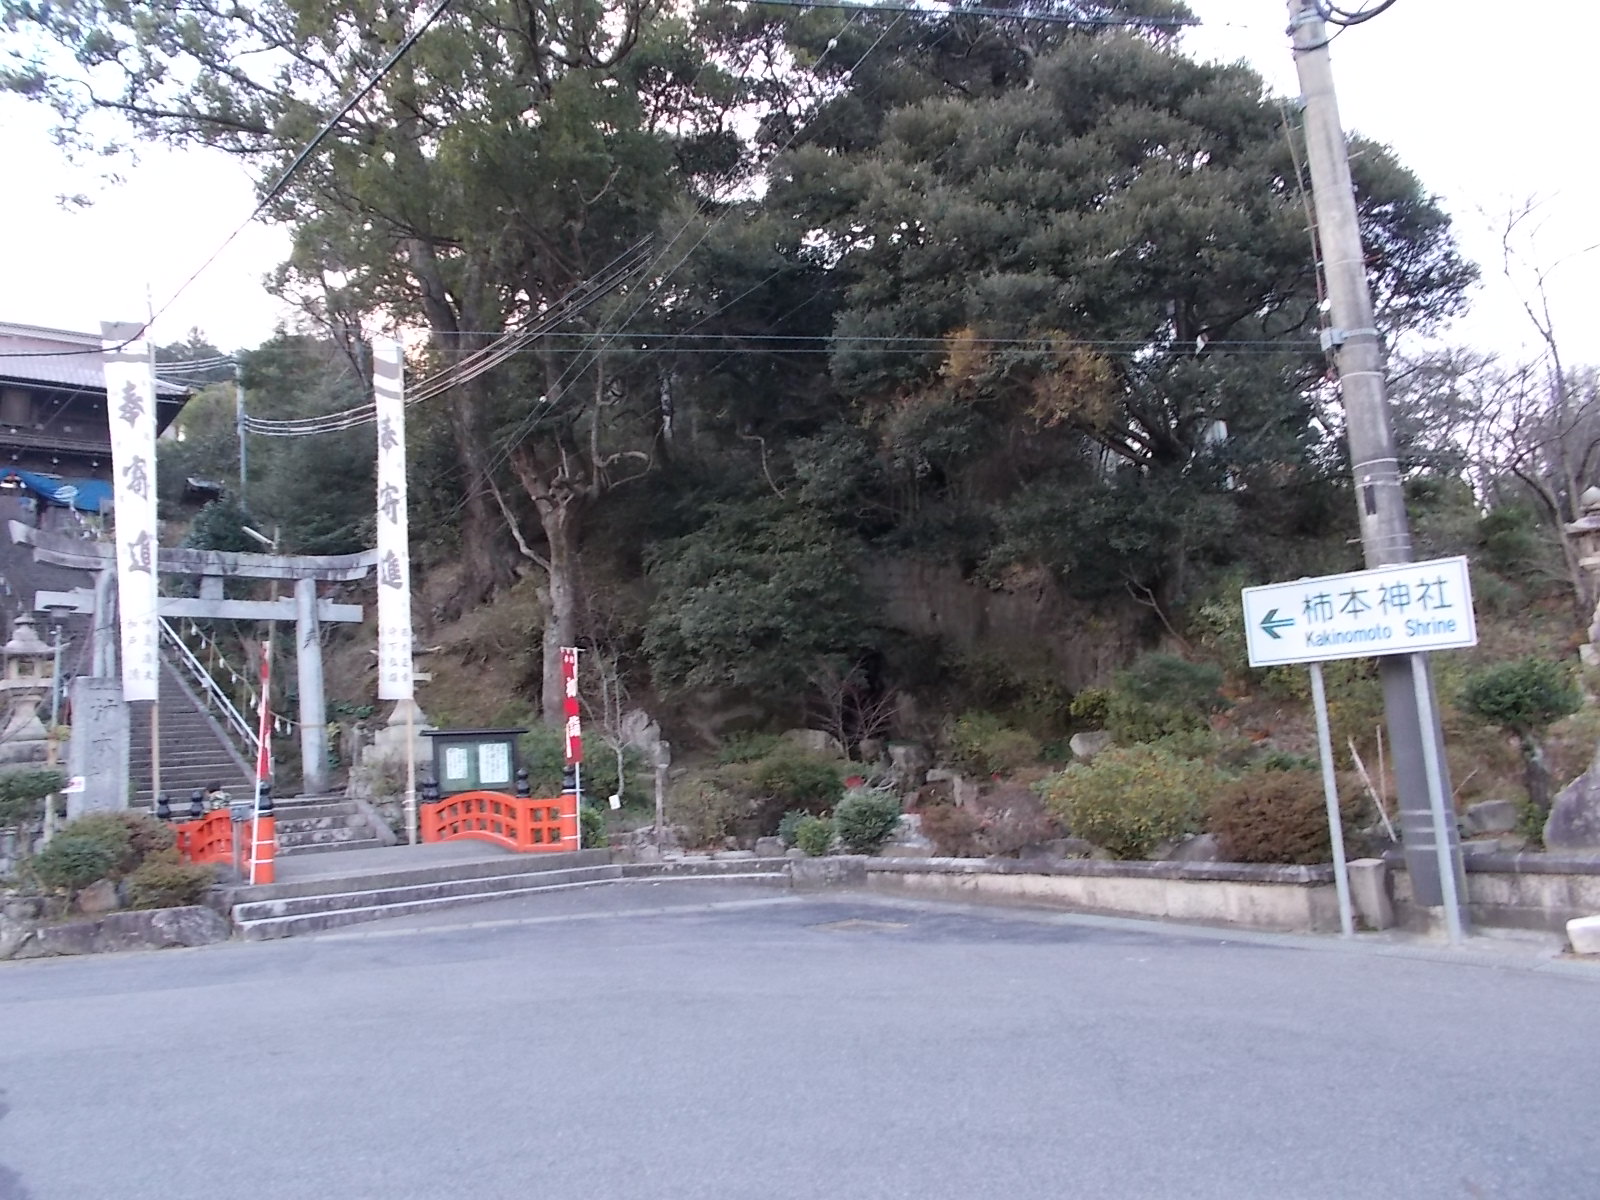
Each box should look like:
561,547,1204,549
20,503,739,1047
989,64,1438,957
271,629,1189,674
561,646,582,766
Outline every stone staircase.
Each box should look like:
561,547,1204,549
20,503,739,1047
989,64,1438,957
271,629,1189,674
273,794,390,857
231,851,621,939
227,854,791,940
129,661,253,808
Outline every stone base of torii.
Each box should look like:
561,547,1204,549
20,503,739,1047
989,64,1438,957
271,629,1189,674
9,522,420,804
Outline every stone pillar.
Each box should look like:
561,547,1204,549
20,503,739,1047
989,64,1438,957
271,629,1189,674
92,568,118,679
295,576,328,795
65,677,129,818
373,696,432,767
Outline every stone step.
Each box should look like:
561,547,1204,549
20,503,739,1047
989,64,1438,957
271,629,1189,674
277,825,374,848
131,763,248,773
234,849,611,904
274,807,364,827
276,836,387,857
232,863,624,939
131,783,254,802
128,756,245,770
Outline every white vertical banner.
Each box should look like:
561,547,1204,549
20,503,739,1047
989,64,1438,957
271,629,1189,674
374,338,414,700
101,321,159,702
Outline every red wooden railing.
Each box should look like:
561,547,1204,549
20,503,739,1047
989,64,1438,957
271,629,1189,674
421,790,577,853
173,810,277,884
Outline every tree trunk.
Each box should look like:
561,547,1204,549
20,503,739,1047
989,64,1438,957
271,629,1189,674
448,390,514,610
1522,737,1553,817
537,496,583,728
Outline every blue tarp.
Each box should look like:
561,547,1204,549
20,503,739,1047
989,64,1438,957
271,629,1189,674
0,469,113,513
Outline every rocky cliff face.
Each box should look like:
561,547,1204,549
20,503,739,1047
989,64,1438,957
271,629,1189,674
862,557,1146,692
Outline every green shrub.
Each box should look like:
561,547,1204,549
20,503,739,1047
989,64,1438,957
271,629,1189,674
31,834,118,894
581,746,651,809
126,849,215,908
1103,653,1229,744
834,789,903,854
777,808,811,848
519,725,566,796
54,813,133,877
667,774,745,849
1460,657,1580,738
793,814,834,856
579,802,610,850
717,732,784,765
1256,749,1320,773
1117,653,1228,713
1038,745,1220,860
1068,688,1112,728
1460,656,1582,813
948,712,1041,776
1207,769,1366,865
1477,504,1544,576
0,768,64,827
750,754,844,812
66,811,174,877
516,724,650,808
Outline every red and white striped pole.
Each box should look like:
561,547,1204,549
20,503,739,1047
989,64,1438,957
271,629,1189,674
249,640,273,884
561,647,582,850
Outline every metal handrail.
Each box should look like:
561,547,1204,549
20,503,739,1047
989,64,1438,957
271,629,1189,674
158,617,260,759
171,619,295,737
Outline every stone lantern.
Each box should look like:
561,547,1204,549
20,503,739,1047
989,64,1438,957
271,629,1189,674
0,612,54,763
1567,486,1600,666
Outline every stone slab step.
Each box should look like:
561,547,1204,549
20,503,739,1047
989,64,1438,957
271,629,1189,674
273,806,363,825
231,849,611,905
278,828,373,850
233,864,625,939
132,777,254,793
274,812,365,826
620,858,791,880
276,837,387,857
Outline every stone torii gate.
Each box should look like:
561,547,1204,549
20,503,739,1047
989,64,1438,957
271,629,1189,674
10,523,372,795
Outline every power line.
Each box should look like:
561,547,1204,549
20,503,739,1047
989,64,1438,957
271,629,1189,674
1314,0,1399,26
420,331,1321,348
744,0,1197,27
240,239,657,436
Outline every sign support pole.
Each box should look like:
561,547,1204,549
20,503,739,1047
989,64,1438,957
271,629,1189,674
405,699,418,846
1409,654,1466,944
1308,663,1355,937
149,701,161,809
574,757,583,852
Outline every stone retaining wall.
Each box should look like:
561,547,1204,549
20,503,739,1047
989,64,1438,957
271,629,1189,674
853,857,1346,933
1,905,232,960
1389,853,1600,933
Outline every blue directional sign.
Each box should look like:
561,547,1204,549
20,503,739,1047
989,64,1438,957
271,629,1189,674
1240,556,1477,667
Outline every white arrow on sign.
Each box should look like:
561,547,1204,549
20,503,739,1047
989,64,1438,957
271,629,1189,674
1241,556,1477,668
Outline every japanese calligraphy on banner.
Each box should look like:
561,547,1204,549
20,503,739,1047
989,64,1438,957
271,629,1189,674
561,647,582,765
373,338,413,700
1241,556,1477,668
101,321,159,701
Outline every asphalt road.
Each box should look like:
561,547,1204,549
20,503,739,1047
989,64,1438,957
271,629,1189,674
2,881,1597,1200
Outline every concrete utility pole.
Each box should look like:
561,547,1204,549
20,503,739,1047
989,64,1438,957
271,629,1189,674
235,366,248,511
1287,0,1467,923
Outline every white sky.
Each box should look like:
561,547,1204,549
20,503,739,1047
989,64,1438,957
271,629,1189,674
1,1,1595,364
